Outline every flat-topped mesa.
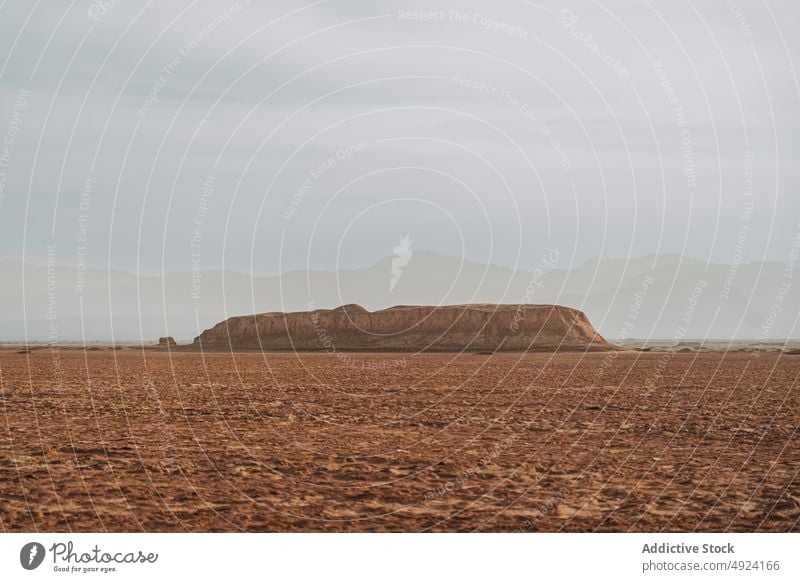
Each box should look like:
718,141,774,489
193,304,613,352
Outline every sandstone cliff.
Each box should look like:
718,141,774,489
193,304,613,352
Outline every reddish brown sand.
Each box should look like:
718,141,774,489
0,348,797,532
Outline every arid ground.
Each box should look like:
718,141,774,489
0,348,797,532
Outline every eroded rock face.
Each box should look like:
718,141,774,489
193,304,612,352
158,336,177,347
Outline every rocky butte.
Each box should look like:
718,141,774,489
193,304,613,352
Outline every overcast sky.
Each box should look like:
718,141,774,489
0,0,798,275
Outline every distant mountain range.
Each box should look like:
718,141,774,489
1,252,797,342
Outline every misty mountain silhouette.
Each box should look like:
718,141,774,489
1,252,796,341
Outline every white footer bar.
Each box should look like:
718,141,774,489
1,533,797,581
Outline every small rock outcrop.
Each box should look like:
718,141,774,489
193,304,613,352
158,336,177,347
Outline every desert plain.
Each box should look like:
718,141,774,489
0,347,797,532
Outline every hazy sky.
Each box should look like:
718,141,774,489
0,0,797,274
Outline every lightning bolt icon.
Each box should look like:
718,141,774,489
28,545,38,566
